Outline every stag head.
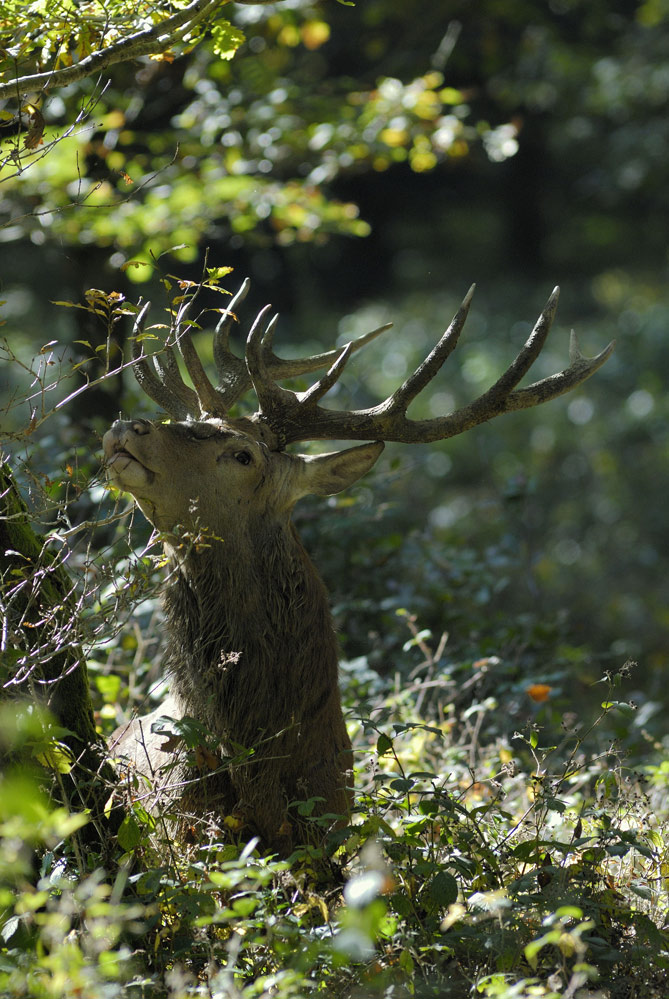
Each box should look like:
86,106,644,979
104,416,383,537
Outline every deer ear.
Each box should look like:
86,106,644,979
298,441,384,497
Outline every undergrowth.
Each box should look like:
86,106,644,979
2,640,668,999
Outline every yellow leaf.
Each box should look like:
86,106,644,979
33,742,73,774
120,260,149,272
380,127,409,148
223,812,245,831
301,20,330,50
278,24,300,47
558,932,576,957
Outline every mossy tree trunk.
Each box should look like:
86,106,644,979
0,459,120,841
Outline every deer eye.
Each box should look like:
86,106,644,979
234,450,252,465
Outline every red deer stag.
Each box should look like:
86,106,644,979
104,279,612,854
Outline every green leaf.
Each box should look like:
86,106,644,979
376,733,393,755
391,892,413,917
428,871,458,907
633,911,667,948
94,674,122,704
206,265,233,281
398,948,414,974
605,842,630,857
232,896,258,917
601,700,636,717
211,21,245,61
389,777,414,793
117,814,142,851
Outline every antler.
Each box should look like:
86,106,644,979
131,279,392,421
130,278,614,447
244,285,615,447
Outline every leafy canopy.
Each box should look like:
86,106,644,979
0,0,513,270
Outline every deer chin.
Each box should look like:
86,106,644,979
106,449,155,490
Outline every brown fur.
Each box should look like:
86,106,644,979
104,418,382,853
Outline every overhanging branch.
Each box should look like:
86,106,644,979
0,0,278,100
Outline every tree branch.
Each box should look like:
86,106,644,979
0,0,276,100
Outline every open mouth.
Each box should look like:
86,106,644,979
110,446,134,461
108,447,145,470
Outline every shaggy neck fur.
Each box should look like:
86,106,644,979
164,516,339,743
161,515,352,847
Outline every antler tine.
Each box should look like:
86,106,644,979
300,342,354,406
501,332,615,412
266,322,393,383
208,280,254,410
153,344,200,414
261,312,279,351
213,278,251,364
245,306,298,425
387,285,475,412
130,302,192,420
478,286,560,404
172,299,224,418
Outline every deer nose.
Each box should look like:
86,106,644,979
110,418,152,436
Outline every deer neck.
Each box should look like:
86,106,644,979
162,516,339,738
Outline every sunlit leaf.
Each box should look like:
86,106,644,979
211,20,245,61
117,814,142,851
